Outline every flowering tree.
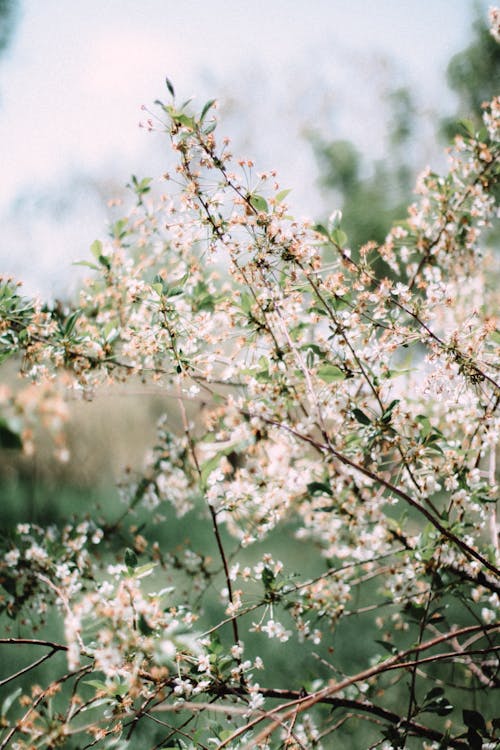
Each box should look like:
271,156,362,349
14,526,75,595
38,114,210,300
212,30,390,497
0,16,499,749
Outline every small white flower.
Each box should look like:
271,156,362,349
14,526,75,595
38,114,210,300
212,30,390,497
159,639,176,659
261,619,291,642
245,685,265,715
107,564,126,577
55,563,71,580
173,677,193,697
481,608,495,624
444,475,459,491
25,543,48,564
91,529,104,544
231,642,244,659
4,548,20,566
466,468,482,489
197,654,211,673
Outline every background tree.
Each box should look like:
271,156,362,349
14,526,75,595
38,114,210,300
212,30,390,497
311,5,499,254
309,85,415,251
0,0,17,57
442,4,500,138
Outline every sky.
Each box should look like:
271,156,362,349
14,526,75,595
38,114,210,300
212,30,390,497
0,0,490,297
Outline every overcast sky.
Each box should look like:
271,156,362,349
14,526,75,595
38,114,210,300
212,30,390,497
0,0,490,296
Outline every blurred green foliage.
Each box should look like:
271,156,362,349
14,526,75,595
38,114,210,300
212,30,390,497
442,5,500,138
0,0,18,57
311,7,499,254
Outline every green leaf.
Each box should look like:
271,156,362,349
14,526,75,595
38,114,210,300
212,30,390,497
261,567,275,590
131,176,152,196
1,687,21,717
331,228,348,246
435,702,454,717
423,686,444,702
208,633,223,655
174,112,196,129
381,724,405,748
466,727,483,750
218,729,235,742
103,321,120,344
255,367,270,383
90,239,103,261
124,548,138,569
0,419,22,450
416,414,432,439
80,697,113,711
421,694,453,716
381,399,399,422
112,681,129,697
84,680,108,692
73,260,101,270
384,398,399,412
239,293,253,314
275,188,291,204
90,240,111,269
327,209,342,231
403,601,426,623
301,343,323,356
152,274,169,294
352,408,371,426
165,76,175,98
63,310,80,337
313,223,330,239
330,293,351,312
375,640,398,655
317,364,345,383
166,286,184,298
456,118,475,137
167,273,189,296
249,194,268,213
200,98,216,121
111,218,128,241
463,710,487,735
200,445,238,486
309,305,327,316
195,293,217,312
307,481,333,497
133,562,157,579
138,613,155,636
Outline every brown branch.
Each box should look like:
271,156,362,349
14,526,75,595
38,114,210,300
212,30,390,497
0,638,68,651
0,648,60,687
231,622,500,748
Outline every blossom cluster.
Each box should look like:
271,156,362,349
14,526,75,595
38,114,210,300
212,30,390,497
0,34,499,749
